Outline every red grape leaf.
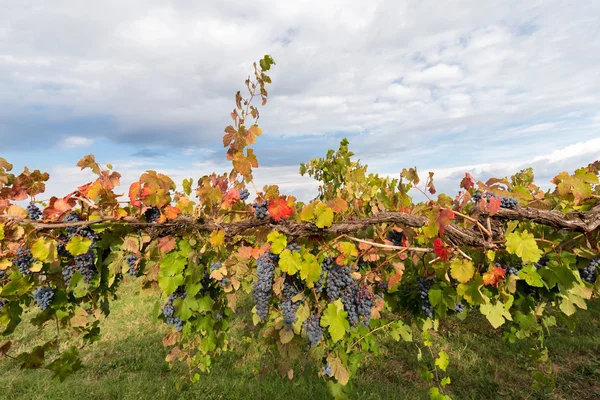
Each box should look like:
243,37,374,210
433,238,450,261
268,199,294,222
460,173,475,190
488,196,500,216
436,208,455,236
221,188,240,209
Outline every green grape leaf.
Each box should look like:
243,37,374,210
65,236,91,257
517,265,544,287
429,387,452,400
177,297,199,321
299,253,321,287
435,351,449,372
320,300,349,343
159,252,186,277
267,231,287,254
505,230,542,263
158,274,184,296
197,294,215,313
457,275,485,305
428,288,442,307
450,259,474,283
279,249,302,275
480,301,512,329
389,321,413,342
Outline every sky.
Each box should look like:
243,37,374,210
1,0,600,202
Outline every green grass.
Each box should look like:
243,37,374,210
1,279,599,399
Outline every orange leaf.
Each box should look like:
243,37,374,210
221,188,240,209
327,198,348,213
163,205,181,220
388,271,403,290
483,265,506,287
158,236,177,253
268,199,294,222
129,182,142,207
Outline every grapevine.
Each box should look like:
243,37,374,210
0,54,599,400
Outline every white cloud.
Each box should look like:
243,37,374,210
60,136,94,148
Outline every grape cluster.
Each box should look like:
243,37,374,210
0,268,6,280
580,258,599,284
378,280,388,290
500,197,518,209
219,277,230,287
322,362,333,377
33,286,54,310
304,314,323,347
342,285,359,326
56,235,69,257
499,263,519,276
74,250,96,283
281,279,302,325
239,188,250,201
287,242,301,253
534,255,549,270
163,287,187,331
418,277,435,319
472,191,518,209
63,213,99,245
0,299,8,312
252,201,269,219
356,286,375,326
62,264,77,283
27,202,42,220
455,302,465,313
201,271,212,291
63,213,81,237
326,264,354,300
341,285,375,327
252,251,276,321
125,255,139,276
386,230,404,246
144,207,161,223
14,246,35,275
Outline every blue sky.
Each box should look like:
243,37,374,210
1,0,600,201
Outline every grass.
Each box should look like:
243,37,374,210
1,279,599,400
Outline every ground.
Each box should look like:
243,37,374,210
1,279,599,400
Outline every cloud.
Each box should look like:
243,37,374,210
1,0,600,202
60,136,94,148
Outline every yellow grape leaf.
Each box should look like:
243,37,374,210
209,230,225,247
300,203,315,222
314,203,334,228
450,259,475,283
